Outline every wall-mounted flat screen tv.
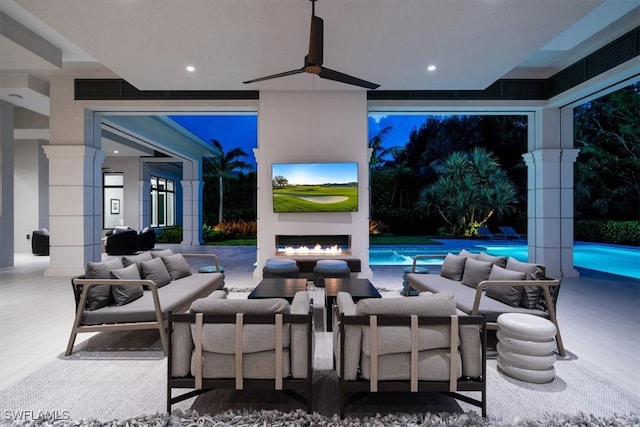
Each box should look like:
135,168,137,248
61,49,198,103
272,162,358,213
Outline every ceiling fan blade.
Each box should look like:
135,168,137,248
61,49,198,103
243,68,304,85
307,15,323,66
318,67,380,90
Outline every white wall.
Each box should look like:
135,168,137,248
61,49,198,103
13,140,46,252
256,91,371,278
103,156,141,231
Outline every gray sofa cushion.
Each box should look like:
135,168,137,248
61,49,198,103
190,298,291,355
506,257,546,279
192,349,291,380
485,265,526,307
458,249,479,259
122,251,153,272
333,292,361,381
290,291,313,379
461,258,493,288
140,257,172,288
406,272,549,323
85,258,123,310
151,249,173,258
162,253,193,280
360,349,462,381
354,292,482,379
81,273,224,325
357,292,457,356
109,264,144,305
478,251,507,268
506,257,546,308
440,253,466,281
171,290,226,378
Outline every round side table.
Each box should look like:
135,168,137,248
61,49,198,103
497,313,557,383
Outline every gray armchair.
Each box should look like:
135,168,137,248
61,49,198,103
167,291,314,413
31,229,50,256
333,291,487,418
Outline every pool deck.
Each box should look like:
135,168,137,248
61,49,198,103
1,243,639,399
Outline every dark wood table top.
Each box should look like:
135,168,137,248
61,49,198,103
324,278,381,299
248,278,308,302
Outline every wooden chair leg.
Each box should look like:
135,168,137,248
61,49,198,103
65,329,78,356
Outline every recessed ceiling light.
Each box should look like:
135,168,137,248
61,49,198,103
427,65,436,72
186,65,195,72
113,150,119,154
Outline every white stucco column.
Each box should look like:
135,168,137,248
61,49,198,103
181,179,204,245
139,161,151,229
0,100,15,268
43,145,105,276
524,107,580,278
256,91,371,280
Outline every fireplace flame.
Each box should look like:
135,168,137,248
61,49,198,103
283,244,343,255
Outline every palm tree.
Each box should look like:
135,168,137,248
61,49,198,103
369,125,400,169
204,140,253,224
417,147,518,236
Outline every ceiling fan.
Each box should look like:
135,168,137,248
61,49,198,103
243,0,379,90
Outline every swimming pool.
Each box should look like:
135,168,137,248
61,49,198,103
369,242,640,279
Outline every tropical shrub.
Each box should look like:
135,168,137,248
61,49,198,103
212,220,257,239
575,220,640,246
156,225,182,243
369,219,388,235
417,147,518,237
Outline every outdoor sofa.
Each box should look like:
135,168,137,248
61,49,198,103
167,290,314,413
333,291,486,418
406,250,565,356
67,250,224,356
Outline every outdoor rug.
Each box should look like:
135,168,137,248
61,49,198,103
2,409,638,426
1,329,639,426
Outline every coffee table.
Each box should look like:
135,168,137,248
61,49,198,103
324,278,381,332
247,278,308,303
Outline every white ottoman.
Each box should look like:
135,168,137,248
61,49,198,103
497,313,557,383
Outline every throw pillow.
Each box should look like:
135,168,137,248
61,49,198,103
461,258,493,288
162,253,193,280
122,251,153,271
505,257,546,309
478,251,507,268
151,249,173,258
140,257,172,288
109,264,144,305
485,265,526,307
440,253,466,281
458,249,479,259
84,258,123,310
505,257,546,279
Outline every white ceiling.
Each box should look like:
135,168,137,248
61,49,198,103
1,0,639,129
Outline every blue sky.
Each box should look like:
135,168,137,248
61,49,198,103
272,162,358,185
170,114,431,167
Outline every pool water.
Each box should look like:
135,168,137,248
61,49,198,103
369,243,640,279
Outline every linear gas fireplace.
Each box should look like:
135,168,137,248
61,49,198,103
275,235,351,256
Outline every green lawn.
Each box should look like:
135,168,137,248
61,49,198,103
273,185,357,212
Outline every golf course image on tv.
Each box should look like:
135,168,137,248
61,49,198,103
272,162,358,213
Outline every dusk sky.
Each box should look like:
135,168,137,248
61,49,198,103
169,114,431,167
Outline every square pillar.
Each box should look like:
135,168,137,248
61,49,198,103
43,145,105,276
